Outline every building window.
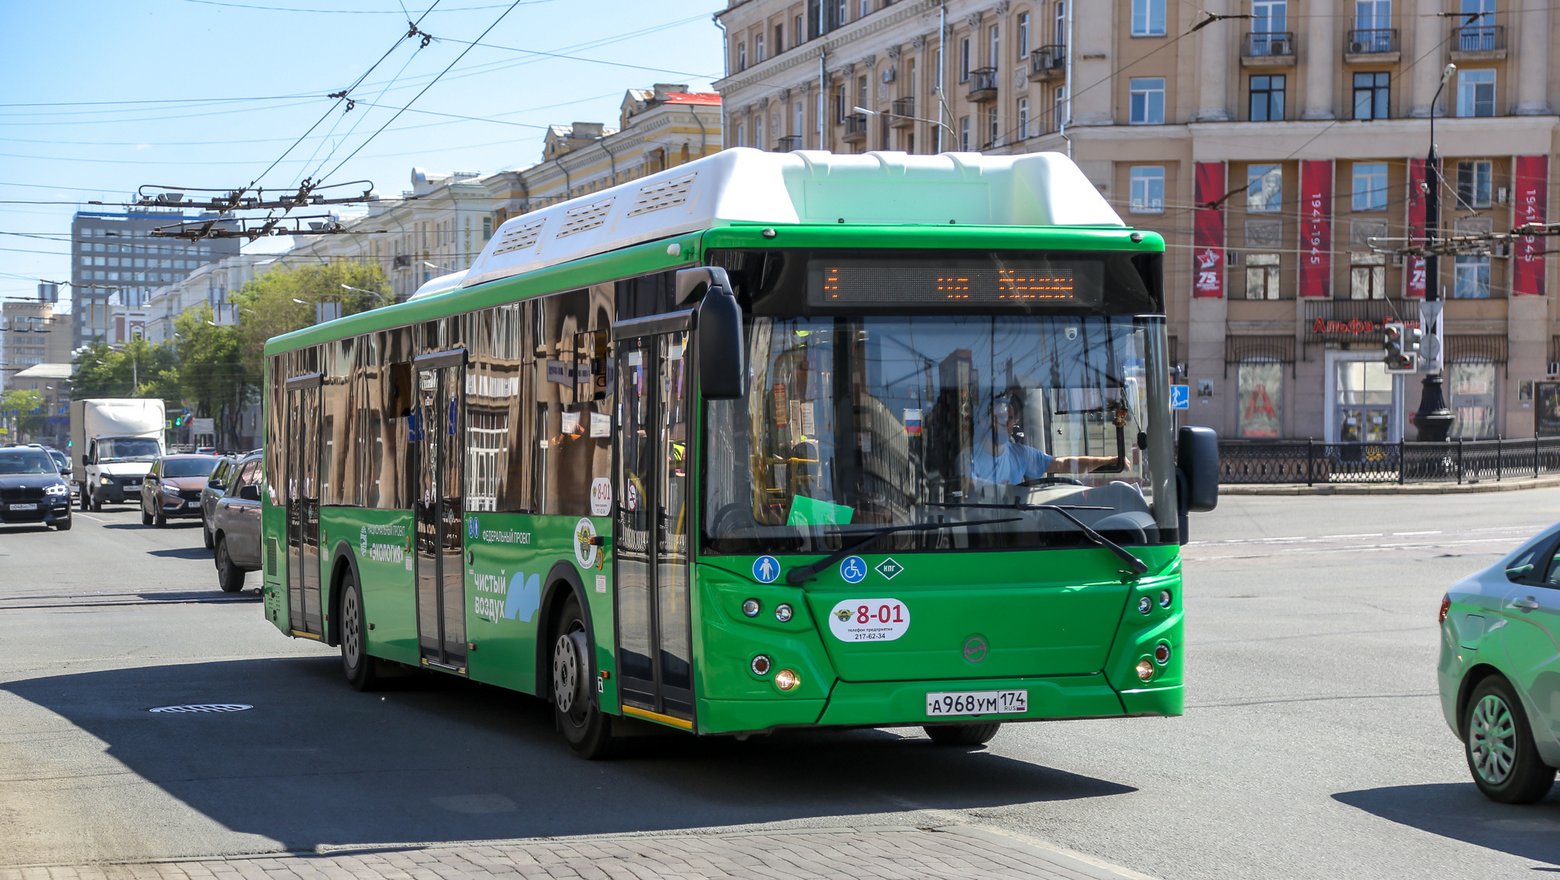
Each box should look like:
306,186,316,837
1017,97,1030,138
1129,77,1165,124
1450,361,1497,439
1245,253,1282,299
1017,12,1030,56
959,115,971,150
1456,160,1493,208
989,24,1000,66
737,42,747,71
1055,85,1066,130
1249,74,1285,121
987,107,999,147
1247,164,1282,213
959,37,971,81
775,23,785,53
1352,162,1387,211
1132,0,1166,36
795,14,804,44
1352,72,1390,120
756,34,765,62
1456,69,1496,117
859,0,869,17
734,122,745,148
1130,166,1165,213
1237,361,1283,438
1453,255,1490,298
1055,1,1066,45
1349,253,1387,299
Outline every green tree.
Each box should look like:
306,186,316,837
0,389,45,441
231,261,391,383
174,304,249,451
70,338,178,401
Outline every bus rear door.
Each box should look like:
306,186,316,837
283,373,324,639
412,350,468,672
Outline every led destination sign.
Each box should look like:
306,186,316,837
807,256,1106,308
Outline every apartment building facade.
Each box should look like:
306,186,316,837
714,0,1560,442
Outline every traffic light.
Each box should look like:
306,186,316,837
1382,321,1418,374
1405,324,1423,362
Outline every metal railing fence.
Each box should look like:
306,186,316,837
1220,436,1560,485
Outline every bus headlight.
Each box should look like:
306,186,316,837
741,599,760,618
774,603,793,623
1136,659,1154,681
774,669,801,691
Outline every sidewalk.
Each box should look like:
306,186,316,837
1220,474,1560,495
0,826,1155,880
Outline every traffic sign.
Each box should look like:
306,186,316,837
1170,384,1190,410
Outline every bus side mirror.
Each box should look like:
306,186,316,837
1177,425,1219,513
682,266,746,401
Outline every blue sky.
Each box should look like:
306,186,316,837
0,0,727,305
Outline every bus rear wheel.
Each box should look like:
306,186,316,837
924,723,1002,747
340,574,378,691
551,594,615,759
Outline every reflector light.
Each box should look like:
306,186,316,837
1154,643,1171,665
751,655,772,676
742,599,761,618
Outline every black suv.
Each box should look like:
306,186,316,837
0,446,73,530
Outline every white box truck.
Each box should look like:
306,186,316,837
69,399,166,511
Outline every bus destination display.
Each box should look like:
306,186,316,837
808,257,1105,308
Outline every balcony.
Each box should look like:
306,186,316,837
966,67,999,102
1241,31,1296,66
1029,44,1065,82
889,97,916,128
1344,28,1399,62
1451,24,1505,60
842,113,869,144
773,134,803,152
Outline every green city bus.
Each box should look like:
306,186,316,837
259,148,1220,757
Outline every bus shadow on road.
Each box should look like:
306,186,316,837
2,655,1135,855
1334,784,1560,865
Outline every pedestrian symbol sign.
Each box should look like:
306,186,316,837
752,555,780,584
875,558,904,580
1170,384,1190,410
839,555,867,584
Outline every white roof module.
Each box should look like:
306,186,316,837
461,148,1123,290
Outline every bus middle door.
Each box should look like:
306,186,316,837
413,349,468,673
613,318,694,726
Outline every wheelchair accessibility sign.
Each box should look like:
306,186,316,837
839,555,868,584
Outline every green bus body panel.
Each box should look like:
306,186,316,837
322,508,418,664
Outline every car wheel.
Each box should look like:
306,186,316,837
1464,676,1557,803
202,518,214,549
215,538,246,593
340,574,378,691
141,503,152,526
90,491,101,512
55,516,72,532
923,723,1003,747
79,490,88,513
552,594,616,759
154,507,166,528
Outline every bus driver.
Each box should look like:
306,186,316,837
969,394,1121,485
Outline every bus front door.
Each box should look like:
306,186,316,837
413,352,468,672
613,327,693,725
284,374,323,638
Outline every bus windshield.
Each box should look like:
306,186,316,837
702,314,1178,554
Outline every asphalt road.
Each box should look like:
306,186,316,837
1,492,1557,879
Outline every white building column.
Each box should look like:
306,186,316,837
1514,4,1552,115
1408,0,1442,118
1192,0,1231,121
1300,1,1336,119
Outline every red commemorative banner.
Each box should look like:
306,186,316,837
1406,158,1428,299
1299,160,1333,298
1513,154,1548,296
1193,162,1226,299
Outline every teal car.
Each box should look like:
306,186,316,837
1439,525,1560,803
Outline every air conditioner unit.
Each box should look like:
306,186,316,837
1270,39,1291,55
1348,40,1367,53
1496,186,1508,204
1491,243,1511,257
881,67,896,83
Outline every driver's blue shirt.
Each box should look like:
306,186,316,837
970,441,1054,483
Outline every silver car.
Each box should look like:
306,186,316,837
1438,522,1560,803
209,453,263,593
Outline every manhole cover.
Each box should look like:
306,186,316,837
148,704,253,714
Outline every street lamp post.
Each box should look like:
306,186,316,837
1415,63,1457,442
852,105,956,145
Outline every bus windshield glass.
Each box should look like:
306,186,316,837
703,314,1178,554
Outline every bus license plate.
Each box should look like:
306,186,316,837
926,689,1028,717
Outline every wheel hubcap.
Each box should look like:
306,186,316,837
343,590,360,663
1470,693,1517,785
553,629,581,714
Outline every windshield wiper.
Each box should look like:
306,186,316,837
930,501,1149,576
785,516,1020,586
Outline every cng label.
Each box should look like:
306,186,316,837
828,598,910,643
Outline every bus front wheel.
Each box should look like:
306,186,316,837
551,595,615,759
924,723,1002,747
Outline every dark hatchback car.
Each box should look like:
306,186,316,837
0,446,73,530
140,453,220,527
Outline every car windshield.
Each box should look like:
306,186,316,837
162,456,219,478
703,313,1178,554
48,451,68,470
98,437,161,462
0,450,58,475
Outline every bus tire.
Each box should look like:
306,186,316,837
215,537,246,593
551,594,615,759
340,573,378,691
924,723,1002,747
